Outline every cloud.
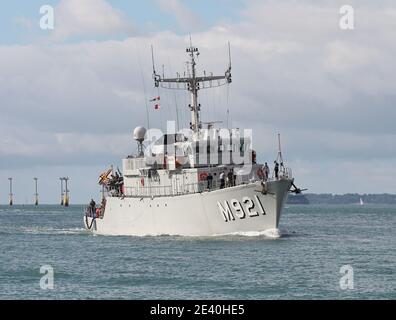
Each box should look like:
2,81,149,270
324,41,381,72
51,0,133,41
13,16,34,30
157,0,203,31
1,0,396,199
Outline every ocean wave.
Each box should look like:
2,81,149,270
15,226,88,235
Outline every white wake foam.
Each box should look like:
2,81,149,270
19,227,88,235
214,228,282,238
93,228,283,239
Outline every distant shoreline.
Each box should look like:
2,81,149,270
287,193,396,205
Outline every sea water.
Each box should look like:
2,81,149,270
0,204,394,299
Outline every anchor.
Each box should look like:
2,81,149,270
289,182,307,194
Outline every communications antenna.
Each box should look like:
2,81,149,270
152,41,232,134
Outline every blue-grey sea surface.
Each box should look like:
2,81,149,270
0,204,394,299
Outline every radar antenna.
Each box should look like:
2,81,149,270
152,41,232,134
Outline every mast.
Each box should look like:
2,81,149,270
277,133,283,164
276,133,286,173
152,41,232,135
188,44,199,132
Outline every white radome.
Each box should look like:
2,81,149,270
133,126,147,142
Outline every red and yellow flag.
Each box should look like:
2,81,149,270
98,168,112,185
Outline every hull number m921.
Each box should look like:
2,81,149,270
217,195,266,222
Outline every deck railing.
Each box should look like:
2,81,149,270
107,167,292,198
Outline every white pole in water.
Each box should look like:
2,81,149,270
34,177,39,206
59,177,64,205
64,177,69,207
8,178,13,206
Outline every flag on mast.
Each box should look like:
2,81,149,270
98,168,112,185
150,96,160,102
150,96,161,109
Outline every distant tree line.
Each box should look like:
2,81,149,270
287,193,396,205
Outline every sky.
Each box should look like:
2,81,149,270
0,0,395,204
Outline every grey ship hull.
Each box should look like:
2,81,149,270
85,179,292,237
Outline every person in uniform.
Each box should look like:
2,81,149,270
89,199,96,217
263,162,270,181
207,173,213,190
227,170,233,187
274,161,279,180
219,171,225,189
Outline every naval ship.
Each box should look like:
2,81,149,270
84,43,303,236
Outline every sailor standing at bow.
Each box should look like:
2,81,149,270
263,162,270,181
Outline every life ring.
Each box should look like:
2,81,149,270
199,172,208,181
257,168,264,178
140,177,145,186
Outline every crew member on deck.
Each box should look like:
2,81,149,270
274,161,279,180
207,173,213,190
89,199,96,216
220,171,225,189
227,170,234,187
263,162,270,181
